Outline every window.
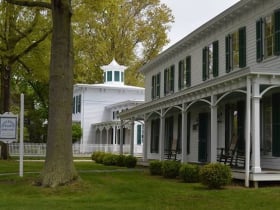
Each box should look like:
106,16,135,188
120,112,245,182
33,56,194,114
73,95,81,114
225,27,246,72
256,9,280,62
137,124,142,145
202,40,219,81
107,71,112,81
72,97,76,114
178,56,191,90
151,73,161,99
114,71,120,81
164,65,175,95
151,119,160,153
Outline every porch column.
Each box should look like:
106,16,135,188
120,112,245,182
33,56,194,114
159,110,165,161
112,126,116,145
106,127,109,153
100,128,103,144
245,76,251,187
120,121,124,155
130,119,135,155
143,116,148,161
251,81,262,173
210,95,218,163
181,104,188,163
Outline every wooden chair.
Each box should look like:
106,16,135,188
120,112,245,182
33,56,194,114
217,135,238,166
164,139,178,160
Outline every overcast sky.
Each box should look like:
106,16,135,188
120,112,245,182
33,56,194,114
160,0,240,49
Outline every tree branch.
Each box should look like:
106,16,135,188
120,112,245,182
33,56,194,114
10,29,52,63
5,0,52,9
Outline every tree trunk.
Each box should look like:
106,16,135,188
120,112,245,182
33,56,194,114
0,64,11,160
40,0,78,187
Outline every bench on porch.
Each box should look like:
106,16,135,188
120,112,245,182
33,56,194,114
164,139,179,160
217,135,245,168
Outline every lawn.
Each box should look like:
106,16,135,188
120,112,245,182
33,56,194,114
0,160,280,210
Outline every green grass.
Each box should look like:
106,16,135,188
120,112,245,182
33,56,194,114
0,160,280,210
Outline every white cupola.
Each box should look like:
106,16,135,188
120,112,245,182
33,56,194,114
100,58,127,86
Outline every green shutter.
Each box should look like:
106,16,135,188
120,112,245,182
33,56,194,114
239,27,247,68
137,125,142,145
157,73,160,98
213,41,219,77
186,56,191,87
164,69,167,95
202,47,207,81
272,93,280,157
151,75,155,99
225,35,231,72
256,19,263,62
274,9,280,55
178,61,183,90
170,65,175,92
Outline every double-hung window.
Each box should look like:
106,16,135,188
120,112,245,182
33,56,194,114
225,27,246,72
151,73,161,99
256,9,280,62
178,56,191,90
164,65,175,95
202,40,219,81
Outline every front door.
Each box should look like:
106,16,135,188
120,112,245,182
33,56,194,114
198,113,209,162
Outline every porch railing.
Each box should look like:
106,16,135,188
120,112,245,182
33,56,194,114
7,143,143,157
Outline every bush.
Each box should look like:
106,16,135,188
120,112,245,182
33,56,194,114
124,155,137,168
149,160,162,175
115,154,126,167
92,151,106,164
102,153,117,166
179,163,200,183
199,163,232,189
162,160,181,179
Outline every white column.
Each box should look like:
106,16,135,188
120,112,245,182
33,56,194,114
251,81,262,173
143,117,148,161
181,105,187,163
210,95,218,163
245,77,251,187
130,119,135,155
100,128,103,144
120,121,124,155
113,126,116,145
106,127,109,153
159,110,165,161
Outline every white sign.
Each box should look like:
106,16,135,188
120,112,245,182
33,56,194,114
0,113,18,142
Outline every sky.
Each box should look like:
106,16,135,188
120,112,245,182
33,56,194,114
160,0,240,50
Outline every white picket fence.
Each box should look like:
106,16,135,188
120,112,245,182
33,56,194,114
8,143,143,157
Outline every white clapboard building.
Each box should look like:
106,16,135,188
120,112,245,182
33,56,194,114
72,59,144,154
120,0,280,186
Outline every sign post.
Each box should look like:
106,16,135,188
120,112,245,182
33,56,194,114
19,94,24,177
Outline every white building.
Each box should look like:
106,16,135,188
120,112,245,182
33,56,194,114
120,0,280,186
72,59,145,154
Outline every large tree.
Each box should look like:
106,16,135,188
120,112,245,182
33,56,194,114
72,0,174,86
0,1,51,159
5,0,78,187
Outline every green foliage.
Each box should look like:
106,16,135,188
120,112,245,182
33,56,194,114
72,0,174,86
91,151,106,164
115,154,126,167
102,153,118,166
161,160,181,179
179,164,200,183
199,163,232,189
72,123,82,143
149,160,162,176
124,155,137,168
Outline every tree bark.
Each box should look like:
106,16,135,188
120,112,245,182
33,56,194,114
40,0,78,187
1,64,11,113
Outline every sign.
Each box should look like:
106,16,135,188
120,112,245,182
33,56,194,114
0,113,18,143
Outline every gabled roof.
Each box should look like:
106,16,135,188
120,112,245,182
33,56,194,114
139,0,256,73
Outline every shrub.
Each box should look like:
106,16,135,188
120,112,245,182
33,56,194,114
199,163,232,189
124,155,137,168
115,154,126,167
102,153,117,166
179,163,200,183
94,152,106,164
149,160,162,175
91,151,104,162
161,160,181,179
